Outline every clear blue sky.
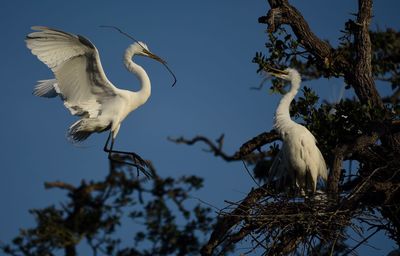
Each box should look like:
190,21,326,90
0,1,399,255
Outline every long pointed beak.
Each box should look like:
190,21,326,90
263,64,289,77
144,49,177,87
146,50,167,65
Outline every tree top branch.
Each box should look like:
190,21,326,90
261,0,332,62
261,0,385,109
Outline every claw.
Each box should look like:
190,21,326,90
108,153,152,179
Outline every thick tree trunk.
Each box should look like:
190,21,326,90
346,0,383,108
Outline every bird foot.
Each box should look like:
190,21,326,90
127,152,148,168
108,152,152,179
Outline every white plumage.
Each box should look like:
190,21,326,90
26,26,172,175
268,68,328,194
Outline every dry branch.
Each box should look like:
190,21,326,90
169,130,280,163
200,185,358,255
45,181,76,192
168,134,239,161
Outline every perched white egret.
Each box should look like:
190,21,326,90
266,67,328,194
25,26,175,177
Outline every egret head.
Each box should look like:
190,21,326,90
100,25,177,86
128,41,176,86
264,66,301,83
131,42,166,65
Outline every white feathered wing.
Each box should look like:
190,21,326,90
26,26,118,141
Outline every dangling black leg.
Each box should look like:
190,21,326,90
104,131,152,178
105,133,149,169
103,131,112,152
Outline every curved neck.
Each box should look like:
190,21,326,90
124,46,151,105
274,78,301,133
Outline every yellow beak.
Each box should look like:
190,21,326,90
263,64,289,76
143,49,167,65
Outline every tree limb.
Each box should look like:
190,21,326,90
168,134,239,161
44,181,76,192
328,122,386,194
169,130,280,163
347,0,384,108
260,0,332,66
234,130,280,158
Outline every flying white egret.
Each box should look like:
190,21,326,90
266,67,328,194
25,26,176,177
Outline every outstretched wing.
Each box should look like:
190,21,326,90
26,26,117,117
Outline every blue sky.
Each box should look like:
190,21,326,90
0,1,399,255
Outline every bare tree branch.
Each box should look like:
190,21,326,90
168,134,240,161
169,130,280,163
44,181,76,192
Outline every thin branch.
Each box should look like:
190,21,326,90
242,160,260,187
169,130,280,162
44,181,76,192
168,134,239,161
343,228,381,256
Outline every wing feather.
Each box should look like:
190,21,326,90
26,26,117,117
33,79,58,98
298,131,328,182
